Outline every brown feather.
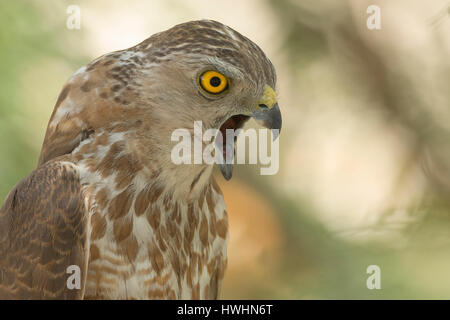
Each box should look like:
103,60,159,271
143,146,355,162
1,19,277,300
0,161,89,299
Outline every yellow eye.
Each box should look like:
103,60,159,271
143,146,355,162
199,70,228,94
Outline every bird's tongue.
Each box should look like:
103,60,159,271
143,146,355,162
217,114,249,180
219,116,237,158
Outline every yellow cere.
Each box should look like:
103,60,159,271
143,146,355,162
258,85,277,109
200,70,228,94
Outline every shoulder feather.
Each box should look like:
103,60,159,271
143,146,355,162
0,161,89,299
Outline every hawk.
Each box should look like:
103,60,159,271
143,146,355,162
0,20,281,299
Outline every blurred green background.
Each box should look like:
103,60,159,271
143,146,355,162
1,0,450,299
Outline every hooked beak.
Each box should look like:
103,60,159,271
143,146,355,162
218,85,282,180
251,102,282,140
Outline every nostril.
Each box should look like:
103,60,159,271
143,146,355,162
259,104,269,109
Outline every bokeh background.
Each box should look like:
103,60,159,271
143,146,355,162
1,0,449,299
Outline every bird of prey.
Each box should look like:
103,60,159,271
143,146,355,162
0,20,281,299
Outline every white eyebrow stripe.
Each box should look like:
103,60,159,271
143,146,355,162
205,56,244,80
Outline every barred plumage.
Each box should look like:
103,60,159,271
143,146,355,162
0,20,280,299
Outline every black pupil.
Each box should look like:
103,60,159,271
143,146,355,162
210,76,221,87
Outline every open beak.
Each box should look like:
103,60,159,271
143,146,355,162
218,85,282,180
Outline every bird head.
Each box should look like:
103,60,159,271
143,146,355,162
39,20,281,196
134,20,282,180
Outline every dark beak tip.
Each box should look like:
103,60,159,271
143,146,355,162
219,163,233,181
